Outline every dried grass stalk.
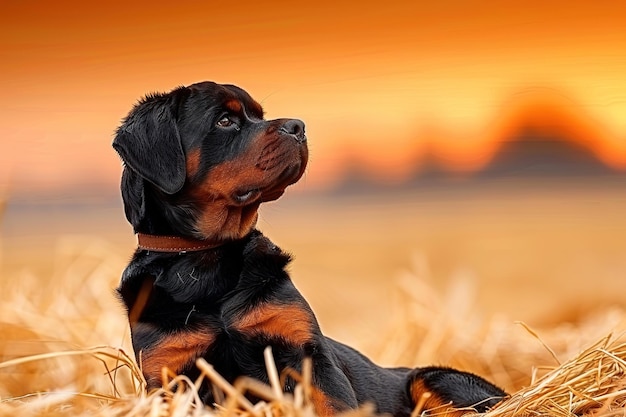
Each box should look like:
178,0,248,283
2,238,626,416
3,334,626,417
485,333,626,417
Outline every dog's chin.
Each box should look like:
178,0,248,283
232,148,307,206
261,161,306,202
230,167,299,206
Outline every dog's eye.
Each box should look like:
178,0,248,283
216,116,239,130
217,117,232,127
234,189,260,204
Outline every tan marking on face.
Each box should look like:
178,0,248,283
189,143,292,237
186,143,261,239
225,99,242,113
185,120,305,240
186,148,201,179
233,303,314,346
194,201,260,240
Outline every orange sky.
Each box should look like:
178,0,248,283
2,1,626,197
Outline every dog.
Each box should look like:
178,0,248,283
113,81,507,416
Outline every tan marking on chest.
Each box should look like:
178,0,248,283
137,325,215,388
233,303,314,346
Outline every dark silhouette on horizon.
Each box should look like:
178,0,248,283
331,88,625,195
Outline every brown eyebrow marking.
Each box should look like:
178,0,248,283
225,99,243,113
186,148,201,179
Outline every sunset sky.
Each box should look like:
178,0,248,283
2,1,626,198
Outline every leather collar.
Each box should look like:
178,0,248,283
137,233,222,253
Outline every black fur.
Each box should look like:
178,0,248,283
114,81,507,416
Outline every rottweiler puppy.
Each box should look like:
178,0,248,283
113,81,506,416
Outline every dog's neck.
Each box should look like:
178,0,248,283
136,233,224,253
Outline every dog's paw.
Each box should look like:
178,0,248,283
407,366,507,415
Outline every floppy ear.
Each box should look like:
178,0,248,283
120,168,146,229
113,93,186,194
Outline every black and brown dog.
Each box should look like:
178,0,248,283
113,81,506,416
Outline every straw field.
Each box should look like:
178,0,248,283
1,183,626,416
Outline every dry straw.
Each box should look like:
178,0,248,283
2,336,626,417
486,333,626,417
1,232,626,416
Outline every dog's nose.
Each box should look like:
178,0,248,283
280,119,306,143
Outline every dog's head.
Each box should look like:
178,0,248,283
113,81,308,241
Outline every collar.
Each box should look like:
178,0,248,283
136,233,222,253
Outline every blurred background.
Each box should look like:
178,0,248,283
2,0,626,383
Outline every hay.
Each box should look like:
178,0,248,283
487,334,626,417
3,337,626,417
1,238,626,416
371,256,626,392
0,346,142,416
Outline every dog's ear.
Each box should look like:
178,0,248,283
113,91,187,194
120,168,146,229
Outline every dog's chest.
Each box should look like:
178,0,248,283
125,237,318,387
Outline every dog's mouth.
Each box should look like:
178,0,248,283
231,139,308,206
261,161,306,201
231,147,307,205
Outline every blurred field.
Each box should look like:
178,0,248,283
260,180,626,343
1,180,626,414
